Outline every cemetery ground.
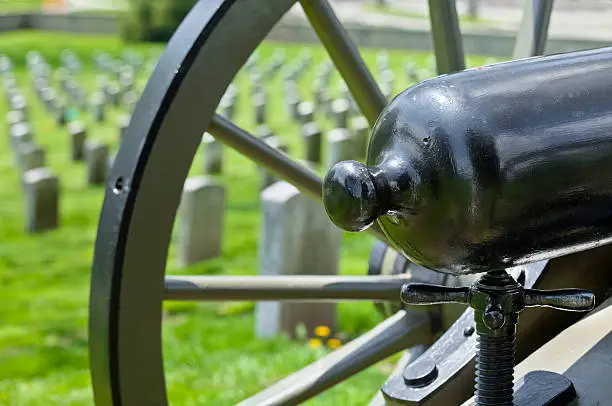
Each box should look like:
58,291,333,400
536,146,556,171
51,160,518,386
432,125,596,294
0,30,494,405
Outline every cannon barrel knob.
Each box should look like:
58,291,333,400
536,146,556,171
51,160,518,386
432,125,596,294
323,160,390,232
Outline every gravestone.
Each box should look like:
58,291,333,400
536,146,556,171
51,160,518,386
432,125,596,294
380,69,395,99
285,91,301,121
253,92,266,125
10,122,33,155
349,116,370,158
10,94,28,120
106,83,120,106
6,110,23,130
326,128,354,170
18,143,45,172
177,176,226,266
331,98,349,128
405,61,420,82
256,181,341,339
201,132,223,175
123,90,138,112
91,92,105,122
301,122,322,165
260,136,289,190
219,95,236,121
23,167,59,233
255,124,275,140
85,140,109,185
297,101,315,124
68,121,87,161
376,50,389,73
54,99,67,126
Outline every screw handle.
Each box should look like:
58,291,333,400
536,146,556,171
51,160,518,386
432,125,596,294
523,288,595,312
400,283,470,305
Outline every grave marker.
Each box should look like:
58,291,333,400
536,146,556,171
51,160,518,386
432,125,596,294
326,128,354,170
301,122,322,165
23,167,59,233
201,132,223,175
68,121,87,161
85,140,109,185
178,176,226,266
256,181,341,338
331,98,349,128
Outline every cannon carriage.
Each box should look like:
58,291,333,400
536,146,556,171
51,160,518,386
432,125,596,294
89,1,612,405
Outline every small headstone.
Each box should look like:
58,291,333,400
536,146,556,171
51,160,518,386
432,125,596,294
285,91,301,121
331,99,349,128
18,143,45,172
122,90,138,112
68,121,87,161
219,95,236,121
90,97,105,123
326,128,354,170
54,100,67,126
297,101,315,124
376,51,390,73
260,136,289,190
23,167,59,233
106,83,120,106
6,110,23,129
178,176,226,265
10,94,28,120
253,92,266,125
405,61,420,82
349,116,370,158
301,122,322,165
255,124,275,140
256,181,341,339
201,132,223,175
85,140,109,185
10,122,33,155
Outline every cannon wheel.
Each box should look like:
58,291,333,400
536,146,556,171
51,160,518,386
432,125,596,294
89,1,556,405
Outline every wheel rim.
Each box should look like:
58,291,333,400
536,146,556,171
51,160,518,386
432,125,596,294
89,0,557,404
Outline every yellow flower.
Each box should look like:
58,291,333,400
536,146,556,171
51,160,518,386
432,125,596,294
314,325,331,337
327,338,342,349
308,338,323,349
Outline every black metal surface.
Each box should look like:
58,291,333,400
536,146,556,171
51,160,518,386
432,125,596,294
88,1,297,405
464,371,576,406
380,248,612,406
400,270,593,405
324,47,612,274
514,371,575,406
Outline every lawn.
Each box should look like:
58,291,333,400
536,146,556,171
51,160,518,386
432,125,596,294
0,0,40,12
0,30,496,405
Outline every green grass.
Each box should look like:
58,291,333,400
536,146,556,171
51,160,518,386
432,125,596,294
0,0,41,12
0,30,497,405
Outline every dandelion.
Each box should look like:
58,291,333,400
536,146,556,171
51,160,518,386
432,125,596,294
308,338,323,349
327,338,342,349
314,325,331,337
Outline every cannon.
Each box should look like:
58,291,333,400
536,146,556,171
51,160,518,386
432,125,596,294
89,0,612,405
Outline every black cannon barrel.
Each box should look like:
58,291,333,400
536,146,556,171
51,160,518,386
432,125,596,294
324,47,612,274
